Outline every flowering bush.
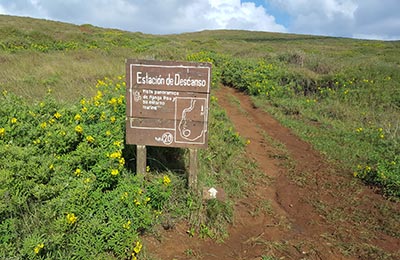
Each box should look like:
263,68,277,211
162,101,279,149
0,76,174,259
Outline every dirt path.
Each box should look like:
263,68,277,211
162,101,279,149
144,86,400,260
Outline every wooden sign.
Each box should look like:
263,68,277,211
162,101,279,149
126,59,211,148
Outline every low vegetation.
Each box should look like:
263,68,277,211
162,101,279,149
0,75,250,258
189,50,399,198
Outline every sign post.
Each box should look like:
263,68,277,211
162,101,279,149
136,145,146,175
125,60,211,187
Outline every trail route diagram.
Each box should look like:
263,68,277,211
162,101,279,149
176,98,207,144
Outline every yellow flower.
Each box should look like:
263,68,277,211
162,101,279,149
96,80,105,87
210,96,218,102
34,243,44,254
74,168,81,176
66,213,77,224
106,130,111,136
119,158,125,166
118,95,124,105
11,117,17,124
109,151,122,159
133,241,142,254
49,164,54,171
74,114,81,121
120,192,129,200
163,175,171,186
245,139,251,145
94,90,103,101
80,98,86,105
146,166,150,173
113,140,122,147
110,116,116,123
111,169,119,176
356,127,363,133
54,112,62,119
108,97,117,105
75,125,83,134
380,134,384,139
0,128,5,137
81,107,88,113
86,135,95,143
100,112,106,121
123,220,131,229
134,199,140,206
40,122,47,129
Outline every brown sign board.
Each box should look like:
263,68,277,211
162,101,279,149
125,59,211,148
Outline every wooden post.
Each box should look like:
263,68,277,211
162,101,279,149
188,148,198,189
136,145,146,175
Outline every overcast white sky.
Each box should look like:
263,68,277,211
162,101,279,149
0,0,399,40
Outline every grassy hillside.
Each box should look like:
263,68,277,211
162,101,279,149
2,14,399,102
0,15,399,259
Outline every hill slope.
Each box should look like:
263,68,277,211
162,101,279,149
1,14,399,101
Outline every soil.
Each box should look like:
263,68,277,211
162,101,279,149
143,86,400,260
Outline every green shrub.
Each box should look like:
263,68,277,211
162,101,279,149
0,77,171,259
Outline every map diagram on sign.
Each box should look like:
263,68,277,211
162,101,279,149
176,98,207,144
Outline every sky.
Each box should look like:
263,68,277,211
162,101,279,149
0,0,399,41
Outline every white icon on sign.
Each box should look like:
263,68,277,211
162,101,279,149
161,132,173,145
133,91,142,102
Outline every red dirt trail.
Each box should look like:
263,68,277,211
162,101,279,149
144,86,400,260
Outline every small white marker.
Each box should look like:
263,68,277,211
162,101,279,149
208,187,218,199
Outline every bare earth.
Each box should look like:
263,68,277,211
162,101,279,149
144,86,400,260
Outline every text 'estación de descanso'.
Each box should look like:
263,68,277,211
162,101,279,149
136,72,207,87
